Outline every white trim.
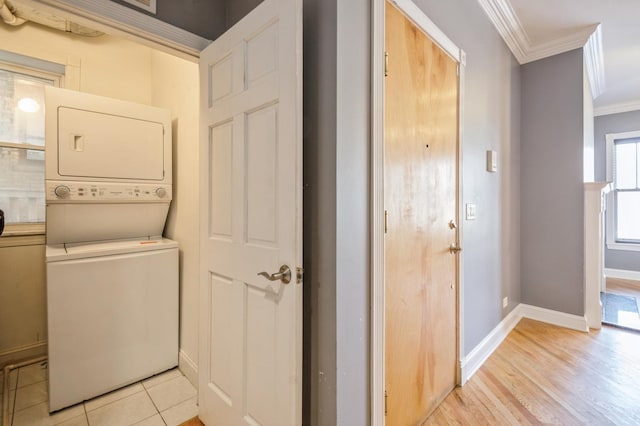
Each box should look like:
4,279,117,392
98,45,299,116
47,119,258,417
371,1,463,424
523,25,596,64
476,0,528,63
178,349,198,388
595,101,640,117
477,0,598,66
519,304,589,332
121,0,156,15
604,268,640,281
607,242,640,252
460,305,522,384
583,25,605,99
15,0,209,60
460,304,589,384
456,58,466,385
389,0,461,61
604,130,640,250
370,0,385,424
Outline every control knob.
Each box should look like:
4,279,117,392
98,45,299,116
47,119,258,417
155,187,167,198
54,185,71,198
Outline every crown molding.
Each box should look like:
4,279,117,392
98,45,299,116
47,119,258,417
524,24,597,64
477,0,529,63
584,25,605,99
478,0,605,99
594,100,640,117
478,0,595,64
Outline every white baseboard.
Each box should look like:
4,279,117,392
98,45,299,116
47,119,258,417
459,306,522,384
461,303,589,384
0,342,47,368
179,349,198,389
519,304,589,332
604,268,640,282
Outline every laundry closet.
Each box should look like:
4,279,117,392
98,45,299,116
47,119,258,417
0,17,201,402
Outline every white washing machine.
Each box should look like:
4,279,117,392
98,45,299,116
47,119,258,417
44,87,178,412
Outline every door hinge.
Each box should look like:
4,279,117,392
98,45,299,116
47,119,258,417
384,210,388,234
385,390,388,416
296,267,304,284
385,51,389,77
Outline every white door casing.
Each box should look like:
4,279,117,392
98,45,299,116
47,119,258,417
198,0,302,424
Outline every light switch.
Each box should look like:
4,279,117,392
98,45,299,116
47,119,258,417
466,203,476,220
486,149,497,172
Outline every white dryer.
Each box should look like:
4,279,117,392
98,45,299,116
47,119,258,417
44,87,178,412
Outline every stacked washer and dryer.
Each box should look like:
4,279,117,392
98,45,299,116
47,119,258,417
44,87,179,412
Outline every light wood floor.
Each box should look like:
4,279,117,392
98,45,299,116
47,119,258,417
425,317,640,425
607,277,640,299
179,417,204,426
183,281,640,426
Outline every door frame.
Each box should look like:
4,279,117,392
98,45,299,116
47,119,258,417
371,1,466,424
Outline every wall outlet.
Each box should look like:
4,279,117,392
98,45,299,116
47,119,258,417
465,203,476,220
502,297,508,308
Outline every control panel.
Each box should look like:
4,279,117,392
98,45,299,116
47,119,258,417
46,181,172,202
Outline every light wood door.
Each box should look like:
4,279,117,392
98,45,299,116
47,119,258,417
198,0,302,424
384,2,459,424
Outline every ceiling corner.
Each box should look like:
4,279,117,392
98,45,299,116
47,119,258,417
477,0,529,64
594,100,640,117
478,0,602,67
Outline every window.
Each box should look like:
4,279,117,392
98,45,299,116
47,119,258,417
606,131,640,250
0,60,60,235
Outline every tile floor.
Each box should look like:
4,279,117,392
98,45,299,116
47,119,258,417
1,362,197,426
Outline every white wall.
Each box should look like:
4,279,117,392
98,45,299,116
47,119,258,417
0,23,153,102
0,22,200,381
150,50,200,385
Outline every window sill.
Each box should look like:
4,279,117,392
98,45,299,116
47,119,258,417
0,224,45,248
606,242,640,252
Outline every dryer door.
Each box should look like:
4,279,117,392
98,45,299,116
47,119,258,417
57,107,165,181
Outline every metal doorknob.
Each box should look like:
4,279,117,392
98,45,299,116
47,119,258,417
449,243,462,254
257,265,292,284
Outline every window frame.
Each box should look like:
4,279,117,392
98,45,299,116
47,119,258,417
0,60,63,237
605,130,640,251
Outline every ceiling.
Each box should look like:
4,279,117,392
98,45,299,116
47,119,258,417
483,0,640,116
4,0,639,116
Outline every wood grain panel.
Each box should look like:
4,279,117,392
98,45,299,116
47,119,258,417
425,318,640,425
384,2,459,424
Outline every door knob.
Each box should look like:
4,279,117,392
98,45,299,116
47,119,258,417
449,243,462,254
257,265,292,284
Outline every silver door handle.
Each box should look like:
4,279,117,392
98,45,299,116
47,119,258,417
257,265,292,284
449,243,462,254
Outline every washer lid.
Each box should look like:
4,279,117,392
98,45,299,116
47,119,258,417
46,237,178,262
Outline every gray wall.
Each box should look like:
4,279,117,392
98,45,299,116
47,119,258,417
303,0,337,423
595,110,640,272
303,0,370,424
521,48,585,315
304,0,521,423
110,0,262,39
413,0,522,353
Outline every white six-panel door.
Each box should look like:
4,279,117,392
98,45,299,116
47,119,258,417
198,0,302,424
